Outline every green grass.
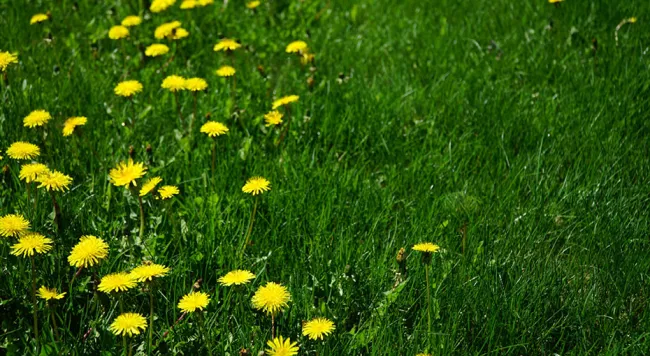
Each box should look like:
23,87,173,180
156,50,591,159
1,0,650,354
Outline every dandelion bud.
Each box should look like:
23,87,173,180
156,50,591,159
239,348,251,356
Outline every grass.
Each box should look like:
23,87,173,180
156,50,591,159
1,0,650,354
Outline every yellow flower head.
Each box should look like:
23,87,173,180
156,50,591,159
213,38,241,52
30,13,49,25
180,0,198,9
6,141,40,160
200,121,229,137
145,44,170,57
140,177,162,197
264,111,283,127
129,263,170,282
286,40,308,54
158,185,179,199
302,317,335,340
150,0,176,13
172,28,189,40
246,1,261,9
23,110,52,128
198,0,214,5
0,214,30,238
301,52,315,65
252,282,290,316
548,0,562,3
178,291,210,313
121,15,142,27
272,95,299,109
19,163,49,183
114,80,143,97
38,286,66,301
109,25,129,40
110,313,147,337
184,77,208,91
98,272,137,293
63,116,87,136
0,52,18,72
266,336,299,356
10,233,52,257
68,235,109,268
37,170,73,192
109,159,147,187
218,270,255,286
216,65,236,77
154,21,182,39
242,177,270,196
412,242,440,253
628,17,637,23
162,75,187,92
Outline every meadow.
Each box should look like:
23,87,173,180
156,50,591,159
1,0,650,354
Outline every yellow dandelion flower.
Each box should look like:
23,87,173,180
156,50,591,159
412,242,440,253
178,291,210,313
218,270,255,286
286,40,308,54
628,17,637,23
266,336,299,356
129,263,170,282
140,177,162,197
0,214,30,238
198,0,214,5
216,65,236,77
154,21,181,39
184,77,208,91
162,75,186,92
145,44,170,57
98,272,137,293
23,110,52,128
109,159,147,187
68,235,109,268
272,95,299,109
19,163,49,183
548,0,562,3
10,233,53,257
0,52,18,72
37,170,73,192
302,317,335,340
200,121,229,137
242,177,270,196
30,13,49,25
264,111,283,127
109,25,129,40
252,282,290,316
38,286,66,301
172,27,189,40
180,0,198,9
6,142,40,160
246,1,261,9
150,0,176,13
158,185,179,199
301,52,315,65
114,80,143,97
62,116,87,136
109,313,147,337
213,38,241,52
121,15,142,27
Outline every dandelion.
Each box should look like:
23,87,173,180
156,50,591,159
412,242,440,254
23,109,52,128
10,233,53,257
264,111,283,127
109,159,147,187
246,1,261,9
163,75,187,125
0,214,30,237
213,38,241,52
219,270,255,286
19,163,49,183
130,263,170,282
30,13,49,25
200,121,229,137
114,80,143,97
301,52,315,65
242,177,271,196
6,142,40,160
252,282,290,316
266,336,299,356
62,116,87,136
178,291,210,313
198,0,214,5
302,317,335,340
150,0,176,13
216,65,236,77
98,272,137,293
110,312,147,336
145,44,170,57
180,0,198,9
413,242,441,348
185,77,208,91
68,235,109,268
37,170,72,192
286,40,308,54
109,25,129,40
0,51,18,72
171,27,189,40
272,95,299,110
154,21,183,39
121,16,142,27
140,177,162,197
38,286,66,301
158,185,179,199
548,0,562,3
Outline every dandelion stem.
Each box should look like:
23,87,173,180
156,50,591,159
138,195,145,241
127,336,132,356
191,92,197,136
211,140,216,176
30,255,39,351
49,303,60,343
148,288,154,356
49,191,62,233
425,264,431,345
174,91,184,127
240,195,259,260
277,106,292,148
197,313,213,356
271,314,276,339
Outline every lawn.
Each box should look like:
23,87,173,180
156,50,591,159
1,0,650,355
